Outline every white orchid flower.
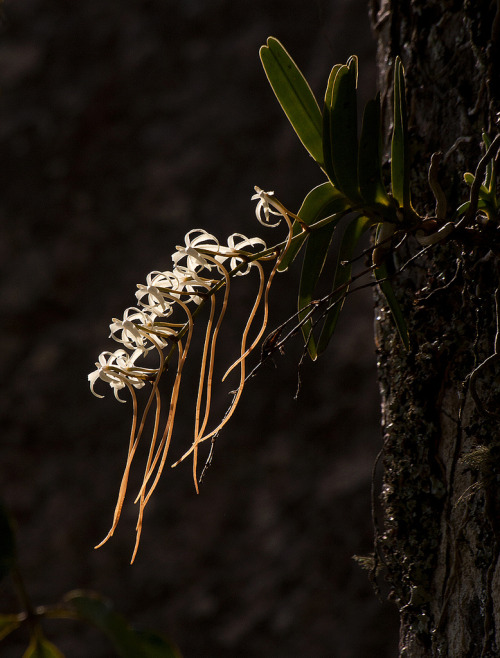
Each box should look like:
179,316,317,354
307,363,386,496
172,229,229,272
137,262,216,307
88,349,150,402
112,305,178,352
110,307,162,353
251,186,287,227
135,271,178,315
170,265,216,305
172,228,268,279
226,233,267,274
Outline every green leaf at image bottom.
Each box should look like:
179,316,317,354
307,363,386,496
23,635,65,658
65,591,181,658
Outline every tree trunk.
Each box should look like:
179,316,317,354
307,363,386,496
369,1,500,656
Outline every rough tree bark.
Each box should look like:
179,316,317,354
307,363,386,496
369,1,500,656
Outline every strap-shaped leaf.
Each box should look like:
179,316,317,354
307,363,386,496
391,57,410,213
482,133,493,190
316,215,373,355
322,64,343,186
358,94,392,209
323,57,360,202
260,38,323,165
298,220,341,360
374,263,410,350
481,133,497,199
278,182,348,272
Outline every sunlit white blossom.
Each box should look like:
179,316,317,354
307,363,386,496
226,233,267,274
172,229,227,271
134,271,178,315
136,264,216,307
111,306,178,354
170,265,216,304
174,228,268,276
109,307,159,354
88,349,151,402
251,186,286,227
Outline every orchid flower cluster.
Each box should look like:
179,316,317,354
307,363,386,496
89,188,292,561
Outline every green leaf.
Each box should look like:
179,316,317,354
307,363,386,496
260,37,323,165
483,133,493,190
481,134,497,200
322,63,343,186
488,159,497,203
65,591,181,658
464,169,490,198
0,503,16,583
0,614,21,641
456,198,489,216
374,263,410,350
479,184,493,198
358,94,392,209
391,57,410,213
323,57,360,202
298,221,338,360
23,635,65,658
278,182,348,272
316,215,373,355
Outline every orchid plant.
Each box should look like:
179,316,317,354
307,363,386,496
90,39,500,563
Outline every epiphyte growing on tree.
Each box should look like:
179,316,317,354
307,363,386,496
90,37,499,562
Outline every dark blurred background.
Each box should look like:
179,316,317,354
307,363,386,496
0,1,398,656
